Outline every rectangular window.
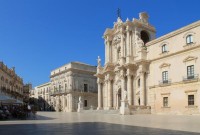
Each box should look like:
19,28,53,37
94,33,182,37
163,97,168,107
188,95,194,106
84,100,87,107
162,71,168,83
162,44,167,53
84,84,88,92
187,65,194,79
186,35,193,44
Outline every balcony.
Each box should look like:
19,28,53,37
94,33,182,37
49,89,72,95
159,79,171,86
183,74,199,82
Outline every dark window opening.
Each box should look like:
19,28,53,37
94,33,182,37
188,95,194,106
84,84,88,92
84,100,87,107
163,97,168,107
141,31,150,44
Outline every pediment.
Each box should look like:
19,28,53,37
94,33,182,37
159,63,171,68
183,56,198,62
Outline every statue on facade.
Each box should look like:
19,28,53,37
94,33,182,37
79,96,82,103
123,90,127,100
135,31,144,48
97,56,101,67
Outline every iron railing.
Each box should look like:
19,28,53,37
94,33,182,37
183,74,199,81
159,79,171,85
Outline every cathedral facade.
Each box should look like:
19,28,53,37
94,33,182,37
96,12,200,114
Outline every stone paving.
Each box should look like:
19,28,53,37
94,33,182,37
0,112,200,135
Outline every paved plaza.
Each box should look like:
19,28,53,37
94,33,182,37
0,112,200,135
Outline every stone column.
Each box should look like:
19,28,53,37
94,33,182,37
104,80,108,109
127,74,132,105
109,42,112,62
133,76,137,106
104,39,108,64
62,95,66,112
120,34,124,58
107,80,113,109
140,72,145,106
105,38,111,63
56,96,60,112
68,93,73,112
97,82,102,110
126,26,130,56
120,70,126,100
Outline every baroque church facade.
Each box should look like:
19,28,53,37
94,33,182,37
96,12,200,114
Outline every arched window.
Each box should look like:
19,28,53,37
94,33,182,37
138,78,140,88
186,35,193,44
141,30,150,44
161,44,167,53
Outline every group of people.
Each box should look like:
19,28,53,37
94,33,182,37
0,104,37,120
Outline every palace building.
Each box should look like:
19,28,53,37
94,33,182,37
96,12,200,114
0,61,24,103
33,62,98,112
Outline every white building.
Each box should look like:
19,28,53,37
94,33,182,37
96,12,200,115
50,62,97,112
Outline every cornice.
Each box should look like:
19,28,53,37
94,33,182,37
50,68,96,78
147,20,200,46
150,44,200,62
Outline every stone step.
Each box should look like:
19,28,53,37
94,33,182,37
80,109,119,114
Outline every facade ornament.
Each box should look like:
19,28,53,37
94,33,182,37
97,56,101,67
139,12,149,24
126,18,129,22
113,34,121,44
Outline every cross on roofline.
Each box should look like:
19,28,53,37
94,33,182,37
117,8,121,19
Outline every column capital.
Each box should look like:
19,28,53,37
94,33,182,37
97,79,103,84
126,25,131,32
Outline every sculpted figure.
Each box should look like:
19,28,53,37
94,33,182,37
79,96,82,103
124,90,127,100
97,56,101,67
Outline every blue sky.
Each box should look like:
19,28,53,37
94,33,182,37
0,0,200,87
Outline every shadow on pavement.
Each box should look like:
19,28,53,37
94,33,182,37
0,122,199,135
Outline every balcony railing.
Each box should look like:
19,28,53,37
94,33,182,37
183,74,199,81
49,89,72,95
159,79,171,86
